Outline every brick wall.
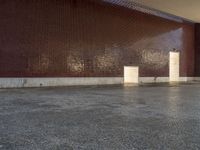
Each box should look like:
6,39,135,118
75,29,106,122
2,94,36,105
0,0,195,77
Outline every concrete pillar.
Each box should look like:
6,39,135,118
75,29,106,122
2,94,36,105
169,51,180,82
124,66,139,84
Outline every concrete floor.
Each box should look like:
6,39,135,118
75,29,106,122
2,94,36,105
1,83,200,150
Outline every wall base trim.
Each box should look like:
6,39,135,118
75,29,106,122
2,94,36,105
193,77,200,81
0,77,198,88
139,77,196,83
0,77,124,88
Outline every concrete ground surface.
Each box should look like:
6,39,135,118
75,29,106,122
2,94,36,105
1,83,200,150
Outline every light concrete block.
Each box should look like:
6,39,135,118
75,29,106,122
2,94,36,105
169,52,180,82
124,66,139,84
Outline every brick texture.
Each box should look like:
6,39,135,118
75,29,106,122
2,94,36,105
0,0,195,77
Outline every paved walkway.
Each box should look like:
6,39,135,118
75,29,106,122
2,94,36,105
0,83,200,150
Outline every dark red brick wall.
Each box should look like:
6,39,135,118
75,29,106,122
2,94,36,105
0,0,195,77
195,24,200,76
